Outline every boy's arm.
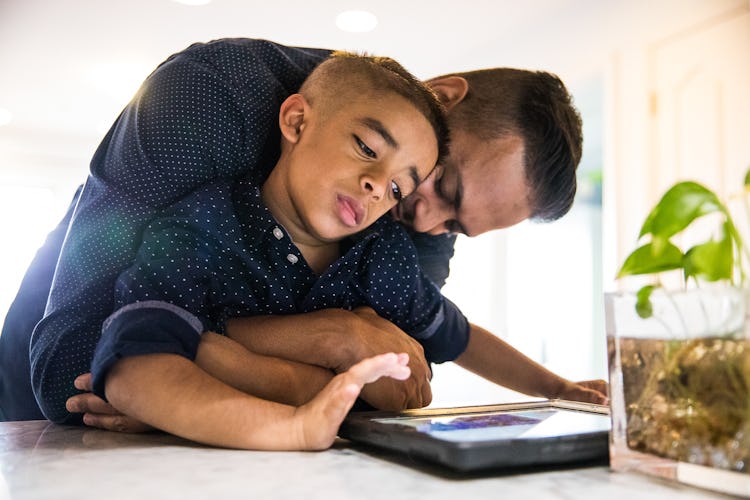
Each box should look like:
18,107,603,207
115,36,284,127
66,332,335,432
454,324,608,404
103,350,410,450
225,307,433,410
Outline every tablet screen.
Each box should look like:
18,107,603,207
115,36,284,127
374,408,610,443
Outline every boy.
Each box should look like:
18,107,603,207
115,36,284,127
90,52,451,450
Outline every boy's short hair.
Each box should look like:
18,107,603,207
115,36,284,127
300,52,450,165
437,68,583,222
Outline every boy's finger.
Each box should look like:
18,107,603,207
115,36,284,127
347,352,410,386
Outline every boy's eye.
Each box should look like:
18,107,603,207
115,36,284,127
391,181,403,201
355,136,376,159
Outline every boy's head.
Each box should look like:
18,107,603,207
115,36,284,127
266,52,449,245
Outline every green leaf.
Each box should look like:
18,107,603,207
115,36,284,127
635,285,656,318
617,241,684,278
638,181,723,240
745,168,750,188
683,223,733,281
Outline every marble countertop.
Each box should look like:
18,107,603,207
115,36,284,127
0,420,728,500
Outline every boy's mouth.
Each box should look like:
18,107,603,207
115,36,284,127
336,195,364,227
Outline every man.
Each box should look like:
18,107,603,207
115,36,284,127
0,39,602,427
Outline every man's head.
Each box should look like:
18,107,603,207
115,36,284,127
392,68,583,236
264,52,449,246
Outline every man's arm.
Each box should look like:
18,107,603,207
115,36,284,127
454,324,608,404
195,332,334,406
225,307,433,410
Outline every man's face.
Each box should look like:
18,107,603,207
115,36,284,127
391,130,532,236
285,92,438,243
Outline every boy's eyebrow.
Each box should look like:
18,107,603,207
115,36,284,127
359,117,399,149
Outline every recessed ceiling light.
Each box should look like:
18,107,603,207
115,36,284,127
172,0,211,5
336,10,378,33
0,108,12,127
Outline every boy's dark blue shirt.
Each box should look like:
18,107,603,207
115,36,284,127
90,180,468,398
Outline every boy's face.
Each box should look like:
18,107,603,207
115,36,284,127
284,92,439,243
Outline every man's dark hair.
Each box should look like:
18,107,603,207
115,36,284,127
437,68,583,222
301,52,450,165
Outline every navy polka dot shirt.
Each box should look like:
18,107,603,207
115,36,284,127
90,180,469,398
27,39,462,424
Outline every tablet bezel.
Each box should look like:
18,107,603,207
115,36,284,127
339,399,610,472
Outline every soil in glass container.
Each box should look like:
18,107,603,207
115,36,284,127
618,336,750,472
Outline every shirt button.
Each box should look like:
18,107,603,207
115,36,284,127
272,227,284,240
286,253,299,264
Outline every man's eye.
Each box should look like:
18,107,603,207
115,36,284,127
355,136,376,158
390,180,403,201
434,167,448,200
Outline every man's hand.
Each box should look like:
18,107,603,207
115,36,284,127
347,307,432,410
225,308,432,410
65,373,152,433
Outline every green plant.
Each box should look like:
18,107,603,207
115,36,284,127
616,179,749,318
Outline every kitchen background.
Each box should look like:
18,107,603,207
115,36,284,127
1,0,747,406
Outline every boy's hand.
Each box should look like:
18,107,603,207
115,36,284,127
65,373,153,433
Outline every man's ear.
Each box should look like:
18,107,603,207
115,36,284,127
427,76,469,112
279,93,308,144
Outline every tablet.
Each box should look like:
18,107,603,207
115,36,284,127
339,400,610,472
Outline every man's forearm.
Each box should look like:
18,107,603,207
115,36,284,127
104,353,305,450
196,332,333,406
454,324,569,399
225,310,356,371
226,308,433,410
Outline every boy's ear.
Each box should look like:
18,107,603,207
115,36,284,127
426,76,469,112
279,93,308,144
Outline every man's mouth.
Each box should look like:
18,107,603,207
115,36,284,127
336,195,364,227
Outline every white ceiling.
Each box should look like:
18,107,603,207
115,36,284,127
0,0,741,183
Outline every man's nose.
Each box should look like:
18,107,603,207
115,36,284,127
413,199,453,235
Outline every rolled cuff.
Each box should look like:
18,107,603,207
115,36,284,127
413,297,469,364
91,301,204,399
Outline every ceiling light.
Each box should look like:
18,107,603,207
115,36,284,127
0,108,12,127
336,10,378,33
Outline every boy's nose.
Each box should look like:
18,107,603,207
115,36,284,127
361,174,387,202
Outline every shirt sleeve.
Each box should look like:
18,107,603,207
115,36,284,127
89,182,237,399
359,222,469,363
29,40,327,423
